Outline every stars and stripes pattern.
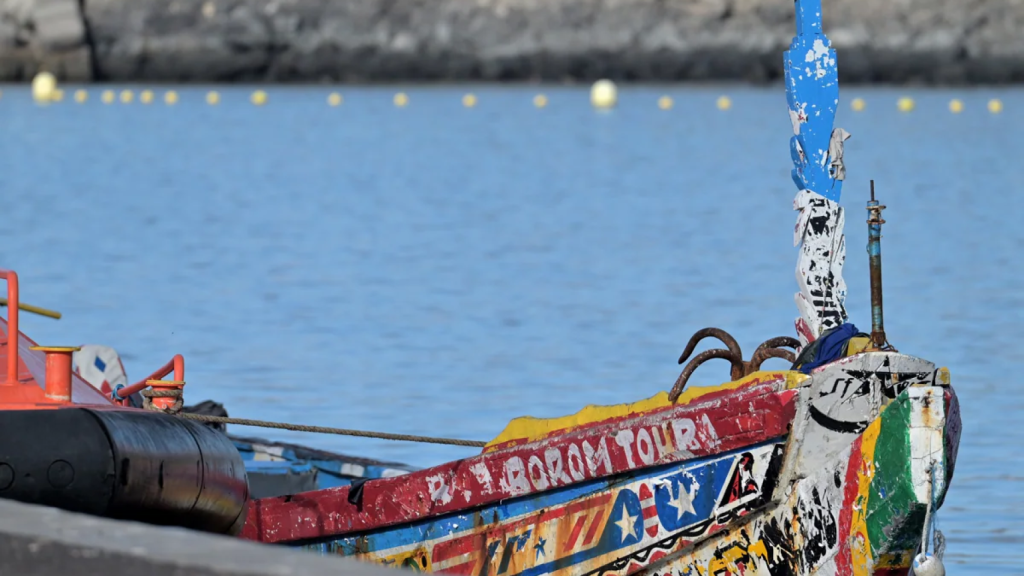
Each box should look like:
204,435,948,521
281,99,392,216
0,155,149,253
638,484,659,538
308,443,786,576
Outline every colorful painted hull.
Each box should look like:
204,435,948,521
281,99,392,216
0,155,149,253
241,352,960,576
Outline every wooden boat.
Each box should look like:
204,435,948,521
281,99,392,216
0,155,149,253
241,354,959,576
237,1,961,575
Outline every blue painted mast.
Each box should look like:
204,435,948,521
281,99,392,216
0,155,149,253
787,0,852,345
786,0,843,202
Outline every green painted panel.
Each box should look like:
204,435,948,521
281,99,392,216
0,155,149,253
864,394,923,557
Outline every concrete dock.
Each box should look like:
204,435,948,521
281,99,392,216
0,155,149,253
0,497,399,576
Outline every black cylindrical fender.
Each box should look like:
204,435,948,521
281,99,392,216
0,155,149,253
0,408,248,534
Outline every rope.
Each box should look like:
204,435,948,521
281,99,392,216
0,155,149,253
177,413,488,448
139,386,487,447
142,390,181,397
141,388,183,413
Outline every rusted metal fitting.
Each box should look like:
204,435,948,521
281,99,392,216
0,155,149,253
142,379,185,414
29,346,81,403
669,330,800,402
866,180,891,350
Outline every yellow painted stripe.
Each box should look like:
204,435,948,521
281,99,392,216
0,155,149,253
484,371,801,451
850,415,882,576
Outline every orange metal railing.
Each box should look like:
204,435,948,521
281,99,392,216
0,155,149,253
0,270,19,384
115,354,184,404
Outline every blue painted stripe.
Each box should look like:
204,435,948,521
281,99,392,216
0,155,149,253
302,438,783,561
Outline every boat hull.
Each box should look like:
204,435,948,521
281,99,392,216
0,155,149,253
244,353,959,576
304,439,789,574
638,369,960,576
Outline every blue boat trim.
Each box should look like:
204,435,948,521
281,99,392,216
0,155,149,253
231,434,418,496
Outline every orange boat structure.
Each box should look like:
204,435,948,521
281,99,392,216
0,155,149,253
0,269,250,534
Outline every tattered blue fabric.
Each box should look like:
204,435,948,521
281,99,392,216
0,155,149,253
792,322,861,374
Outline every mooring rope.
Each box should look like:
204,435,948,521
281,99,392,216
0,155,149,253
139,387,488,447
176,413,487,448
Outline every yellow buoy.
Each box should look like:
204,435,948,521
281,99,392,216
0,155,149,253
327,92,342,106
31,71,57,103
74,89,88,103
140,89,154,104
394,92,408,107
851,97,866,112
988,98,1003,114
716,95,732,111
206,91,220,105
101,90,115,104
657,95,673,110
462,93,477,108
251,90,267,105
533,94,548,108
120,89,134,104
165,90,179,105
897,97,915,112
949,99,964,114
590,79,617,109
51,88,64,102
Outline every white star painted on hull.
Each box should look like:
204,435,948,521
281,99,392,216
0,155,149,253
614,506,637,543
668,481,697,521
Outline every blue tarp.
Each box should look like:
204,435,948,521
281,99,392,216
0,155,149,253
793,323,862,374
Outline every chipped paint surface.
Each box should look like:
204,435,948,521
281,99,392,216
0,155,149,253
242,353,959,576
307,441,789,575
793,190,847,344
628,353,959,576
486,371,792,452
786,0,851,344
242,384,800,544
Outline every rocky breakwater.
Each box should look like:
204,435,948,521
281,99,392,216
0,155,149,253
1,0,1023,83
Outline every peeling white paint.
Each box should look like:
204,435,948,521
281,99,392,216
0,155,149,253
793,189,847,344
426,473,454,505
470,461,494,495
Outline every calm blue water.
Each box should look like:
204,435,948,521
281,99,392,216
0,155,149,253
0,84,1019,571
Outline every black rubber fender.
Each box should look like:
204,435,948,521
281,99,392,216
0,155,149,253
0,408,248,534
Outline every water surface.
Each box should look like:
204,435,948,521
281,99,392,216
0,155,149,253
0,84,1019,572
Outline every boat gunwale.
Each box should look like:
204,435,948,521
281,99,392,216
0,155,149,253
241,381,800,544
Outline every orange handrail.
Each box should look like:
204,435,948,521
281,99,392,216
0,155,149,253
0,270,19,384
115,353,184,402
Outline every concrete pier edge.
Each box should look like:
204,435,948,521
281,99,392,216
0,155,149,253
0,496,399,576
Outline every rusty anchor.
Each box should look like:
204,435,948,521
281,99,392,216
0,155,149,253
668,328,800,402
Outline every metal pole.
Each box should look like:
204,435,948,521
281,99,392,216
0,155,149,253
867,180,887,347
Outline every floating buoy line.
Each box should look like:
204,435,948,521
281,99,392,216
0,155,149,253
18,73,1011,113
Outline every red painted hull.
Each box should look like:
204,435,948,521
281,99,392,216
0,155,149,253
242,381,799,544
